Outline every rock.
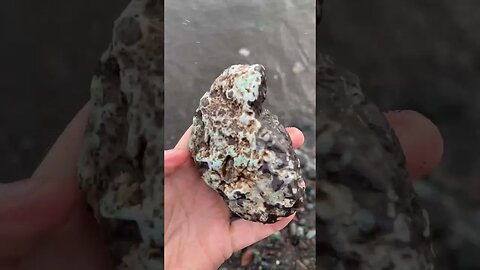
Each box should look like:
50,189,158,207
240,249,255,267
238,48,251,57
292,62,305,74
189,64,305,224
316,54,435,269
297,226,305,237
77,0,164,269
305,203,314,210
289,222,297,236
270,231,281,241
298,218,306,225
306,229,315,240
305,168,316,180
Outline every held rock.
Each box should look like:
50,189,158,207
189,64,305,224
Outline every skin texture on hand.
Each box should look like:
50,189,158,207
0,103,111,270
0,102,443,270
164,126,304,270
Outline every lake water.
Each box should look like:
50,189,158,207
164,0,316,150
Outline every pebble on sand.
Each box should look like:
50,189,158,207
238,48,251,57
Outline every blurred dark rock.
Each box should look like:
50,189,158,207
319,1,480,269
0,0,129,181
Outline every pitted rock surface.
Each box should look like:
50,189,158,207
189,64,306,224
77,1,164,269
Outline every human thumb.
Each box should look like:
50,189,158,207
164,149,190,176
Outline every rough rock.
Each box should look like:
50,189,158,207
77,0,164,269
189,64,305,224
316,54,435,269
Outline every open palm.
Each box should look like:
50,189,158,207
0,103,443,270
164,127,304,270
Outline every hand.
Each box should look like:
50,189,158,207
164,126,305,270
164,110,444,270
0,103,111,270
0,103,443,270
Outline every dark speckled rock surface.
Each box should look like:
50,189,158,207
78,1,164,269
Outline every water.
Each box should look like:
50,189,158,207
164,0,316,149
